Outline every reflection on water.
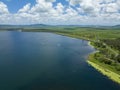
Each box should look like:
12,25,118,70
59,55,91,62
0,31,119,90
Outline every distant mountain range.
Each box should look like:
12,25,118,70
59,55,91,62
0,24,120,30
0,24,48,27
0,24,50,29
112,25,120,28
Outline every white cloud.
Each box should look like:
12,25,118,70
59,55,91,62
0,1,9,14
18,3,31,13
105,3,118,13
55,3,64,14
68,0,82,6
0,0,120,25
30,0,54,13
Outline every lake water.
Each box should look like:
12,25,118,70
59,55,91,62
0,31,120,90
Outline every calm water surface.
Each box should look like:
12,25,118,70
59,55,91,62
0,31,120,90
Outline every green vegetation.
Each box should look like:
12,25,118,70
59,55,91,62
87,60,120,84
0,26,120,84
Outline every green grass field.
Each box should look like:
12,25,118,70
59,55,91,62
22,27,120,40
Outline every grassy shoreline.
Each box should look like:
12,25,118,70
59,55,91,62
87,60,120,84
0,29,120,84
87,41,120,84
56,32,120,84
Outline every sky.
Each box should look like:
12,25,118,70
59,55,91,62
0,0,120,25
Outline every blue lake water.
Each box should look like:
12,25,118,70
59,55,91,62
0,31,120,90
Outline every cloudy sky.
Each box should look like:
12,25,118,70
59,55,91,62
0,0,120,25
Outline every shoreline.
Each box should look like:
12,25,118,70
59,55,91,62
56,33,120,84
88,41,94,48
3,31,119,84
48,32,120,84
87,60,120,84
88,41,99,54
87,41,120,84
